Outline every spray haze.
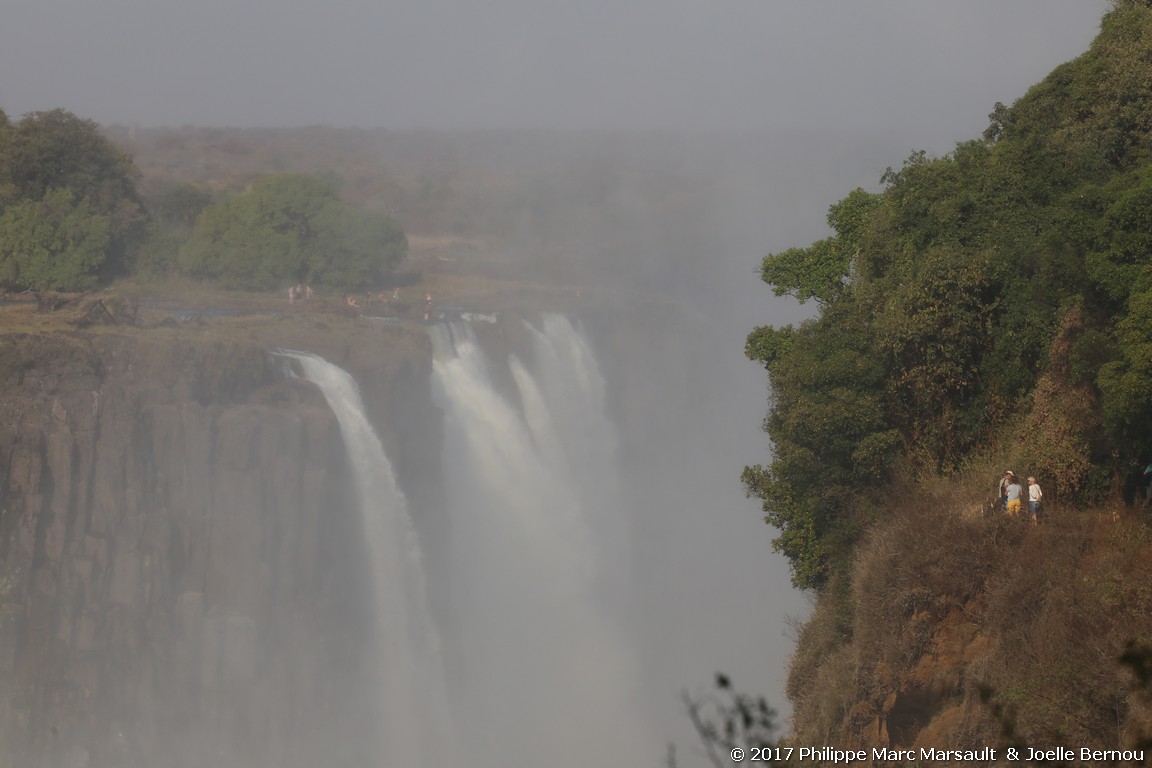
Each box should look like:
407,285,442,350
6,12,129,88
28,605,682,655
0,1,1105,135
0,1,1116,764
431,318,649,766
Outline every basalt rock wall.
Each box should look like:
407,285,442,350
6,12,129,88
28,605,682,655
0,321,440,768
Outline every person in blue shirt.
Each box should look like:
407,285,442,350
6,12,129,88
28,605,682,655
1005,472,1023,518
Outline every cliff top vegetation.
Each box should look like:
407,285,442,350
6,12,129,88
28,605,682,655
739,0,1152,753
0,110,409,295
745,0,1152,590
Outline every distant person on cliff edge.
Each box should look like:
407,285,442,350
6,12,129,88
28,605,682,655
1027,476,1043,524
1004,472,1023,518
999,471,1012,512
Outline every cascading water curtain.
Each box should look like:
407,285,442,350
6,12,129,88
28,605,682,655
429,317,651,768
277,350,455,768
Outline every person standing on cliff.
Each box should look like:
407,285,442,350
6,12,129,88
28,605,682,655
1004,472,1023,518
999,471,1012,513
1027,476,1043,524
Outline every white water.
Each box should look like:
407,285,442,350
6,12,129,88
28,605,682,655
278,351,454,768
279,318,664,766
431,316,651,768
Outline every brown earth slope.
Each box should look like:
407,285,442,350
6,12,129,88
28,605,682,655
788,497,1152,760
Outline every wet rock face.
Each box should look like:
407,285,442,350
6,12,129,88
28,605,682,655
0,333,401,768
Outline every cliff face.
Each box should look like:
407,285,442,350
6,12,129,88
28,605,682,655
0,319,439,768
787,496,1152,755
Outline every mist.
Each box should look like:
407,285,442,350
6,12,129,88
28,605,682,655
1,1,1104,137
0,1,1115,765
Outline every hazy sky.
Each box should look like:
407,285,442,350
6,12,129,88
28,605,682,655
2,0,1108,138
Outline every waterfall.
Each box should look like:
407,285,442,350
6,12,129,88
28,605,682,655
277,351,454,768
279,317,653,767
431,316,650,768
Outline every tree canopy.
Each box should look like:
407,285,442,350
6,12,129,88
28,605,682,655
177,174,406,290
0,109,145,290
0,109,407,291
746,3,1152,588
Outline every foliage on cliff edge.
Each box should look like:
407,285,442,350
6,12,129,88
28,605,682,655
0,108,408,292
784,496,1152,752
746,3,1152,590
0,109,145,290
176,174,407,290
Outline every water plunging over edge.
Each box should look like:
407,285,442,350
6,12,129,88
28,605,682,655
274,349,455,768
429,318,652,768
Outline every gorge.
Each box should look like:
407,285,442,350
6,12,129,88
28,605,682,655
0,297,794,768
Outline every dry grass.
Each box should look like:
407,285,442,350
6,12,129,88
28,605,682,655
787,589,858,745
787,474,1152,750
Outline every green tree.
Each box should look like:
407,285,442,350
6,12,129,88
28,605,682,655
0,110,13,207
756,188,880,306
179,174,405,290
0,188,112,291
134,181,216,276
746,1,1152,588
309,202,406,289
148,181,213,229
1099,288,1152,447
1086,168,1152,305
0,109,145,287
745,301,894,589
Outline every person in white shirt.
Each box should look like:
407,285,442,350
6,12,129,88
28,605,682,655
1027,476,1043,524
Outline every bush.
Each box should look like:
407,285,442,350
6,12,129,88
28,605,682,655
0,108,144,290
178,174,406,291
0,189,112,291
